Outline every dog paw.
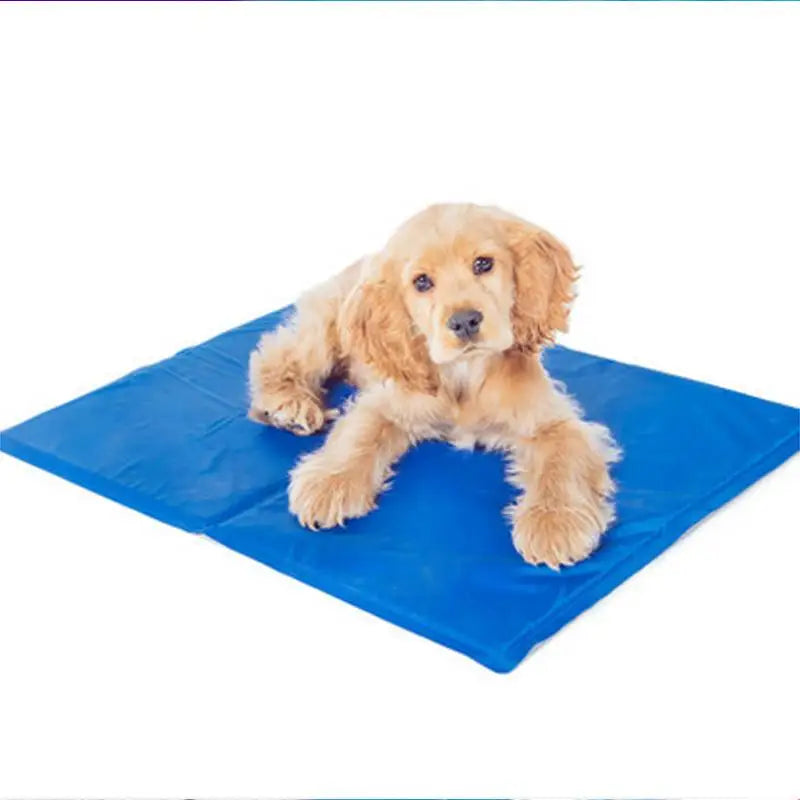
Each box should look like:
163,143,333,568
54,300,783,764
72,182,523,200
288,454,377,529
510,502,608,569
249,389,333,435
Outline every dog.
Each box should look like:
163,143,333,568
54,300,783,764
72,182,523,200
248,204,620,568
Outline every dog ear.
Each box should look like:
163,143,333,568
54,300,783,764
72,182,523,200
502,217,578,352
340,260,438,394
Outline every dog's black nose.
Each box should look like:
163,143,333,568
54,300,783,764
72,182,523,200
447,309,483,341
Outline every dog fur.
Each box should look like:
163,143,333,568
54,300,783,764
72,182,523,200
248,204,620,568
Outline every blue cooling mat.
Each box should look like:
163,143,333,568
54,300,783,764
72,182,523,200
2,308,797,671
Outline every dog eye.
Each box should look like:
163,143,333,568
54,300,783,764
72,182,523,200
473,256,494,275
413,273,434,292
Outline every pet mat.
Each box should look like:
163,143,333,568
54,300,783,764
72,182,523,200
2,307,797,672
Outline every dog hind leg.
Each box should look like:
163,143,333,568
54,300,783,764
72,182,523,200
248,261,360,434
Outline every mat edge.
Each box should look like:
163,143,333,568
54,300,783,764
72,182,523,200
500,429,799,670
0,432,203,534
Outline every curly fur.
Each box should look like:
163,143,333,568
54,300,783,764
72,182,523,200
249,203,620,568
339,262,439,394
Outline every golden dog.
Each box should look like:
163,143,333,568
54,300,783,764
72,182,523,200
249,204,620,568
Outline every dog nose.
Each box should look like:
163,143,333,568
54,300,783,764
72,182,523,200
447,309,483,341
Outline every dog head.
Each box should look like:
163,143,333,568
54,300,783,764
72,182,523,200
341,204,578,393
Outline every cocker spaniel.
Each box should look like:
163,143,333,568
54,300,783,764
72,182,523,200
248,204,620,568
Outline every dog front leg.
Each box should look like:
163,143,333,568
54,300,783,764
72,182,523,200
289,396,411,529
507,419,619,568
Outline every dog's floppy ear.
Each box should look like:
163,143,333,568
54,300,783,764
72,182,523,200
340,259,438,394
501,216,578,352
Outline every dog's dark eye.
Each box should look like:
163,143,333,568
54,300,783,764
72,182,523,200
413,273,434,292
473,256,494,275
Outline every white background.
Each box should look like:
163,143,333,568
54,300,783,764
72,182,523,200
1,2,798,798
